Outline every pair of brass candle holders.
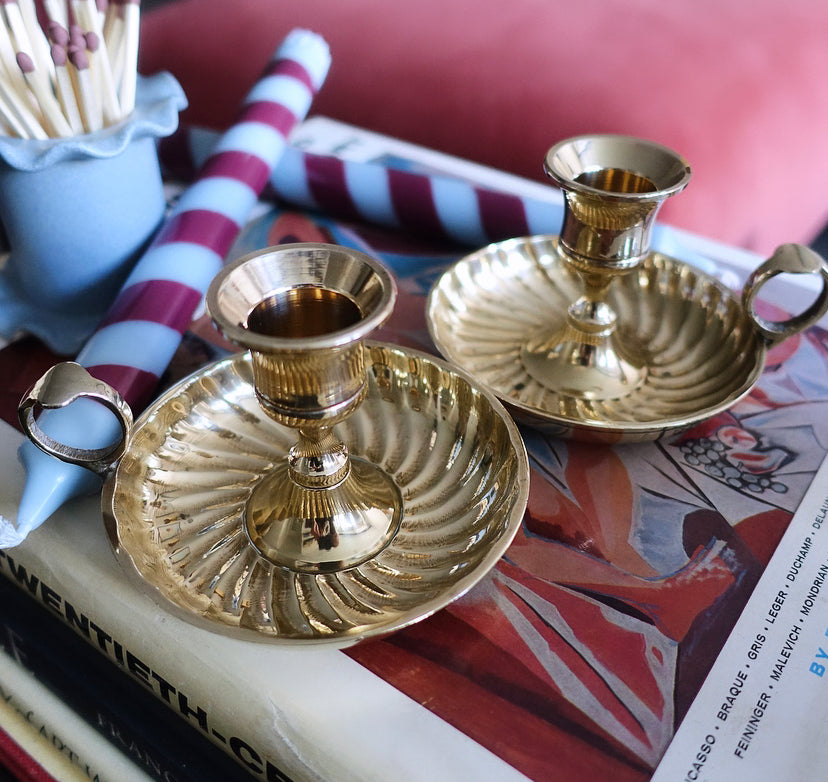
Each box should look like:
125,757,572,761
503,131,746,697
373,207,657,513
20,135,828,645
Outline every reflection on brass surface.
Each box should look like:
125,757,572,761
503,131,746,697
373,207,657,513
246,458,402,572
574,168,657,194
102,345,529,645
427,236,828,442
248,287,363,338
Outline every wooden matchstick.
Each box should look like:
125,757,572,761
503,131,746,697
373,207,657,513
0,92,22,135
17,0,55,80
118,0,138,115
0,9,33,109
47,21,70,47
50,42,84,134
67,44,101,132
42,0,69,29
82,28,120,124
103,1,124,85
1,1,37,66
0,70,44,137
68,23,86,52
102,0,120,43
16,50,72,136
71,0,125,123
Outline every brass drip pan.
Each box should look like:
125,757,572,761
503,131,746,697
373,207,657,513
101,344,529,645
427,235,828,443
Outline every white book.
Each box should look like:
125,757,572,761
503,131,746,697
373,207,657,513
0,644,154,782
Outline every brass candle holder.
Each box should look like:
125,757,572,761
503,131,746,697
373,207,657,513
206,243,402,573
18,241,531,643
521,134,691,399
427,134,828,442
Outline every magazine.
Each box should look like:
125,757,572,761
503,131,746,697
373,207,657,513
651,456,828,779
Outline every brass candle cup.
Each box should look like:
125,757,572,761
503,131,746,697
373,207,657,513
206,243,402,573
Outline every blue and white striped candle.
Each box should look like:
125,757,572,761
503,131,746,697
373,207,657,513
162,130,566,248
10,29,331,542
160,127,718,274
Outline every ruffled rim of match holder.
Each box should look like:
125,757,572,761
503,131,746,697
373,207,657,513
0,71,186,170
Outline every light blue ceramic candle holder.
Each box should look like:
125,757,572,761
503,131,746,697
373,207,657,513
0,72,186,355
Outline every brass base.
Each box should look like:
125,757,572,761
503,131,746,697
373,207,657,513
427,236,769,441
520,326,647,400
100,346,529,644
520,294,647,400
245,458,403,573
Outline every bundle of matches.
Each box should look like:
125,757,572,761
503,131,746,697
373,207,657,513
0,0,140,139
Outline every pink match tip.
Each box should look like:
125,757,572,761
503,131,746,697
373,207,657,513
48,21,70,46
69,24,86,50
50,43,67,67
85,31,100,52
15,51,34,74
68,46,89,70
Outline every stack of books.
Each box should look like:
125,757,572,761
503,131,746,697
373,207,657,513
1,118,827,782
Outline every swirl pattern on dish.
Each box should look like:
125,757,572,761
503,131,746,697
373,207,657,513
427,235,763,441
104,344,529,645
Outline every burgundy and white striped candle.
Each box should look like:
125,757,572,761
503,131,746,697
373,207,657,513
274,148,563,246
12,29,331,539
161,129,565,247
75,28,331,411
159,127,717,274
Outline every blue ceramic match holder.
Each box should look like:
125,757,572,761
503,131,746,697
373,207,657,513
0,72,186,355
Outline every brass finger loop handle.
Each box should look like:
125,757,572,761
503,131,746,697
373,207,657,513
18,361,133,477
742,243,828,347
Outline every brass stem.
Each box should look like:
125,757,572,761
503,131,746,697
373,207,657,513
288,427,351,489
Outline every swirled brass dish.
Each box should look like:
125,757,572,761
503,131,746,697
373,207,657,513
427,235,767,442
103,343,529,645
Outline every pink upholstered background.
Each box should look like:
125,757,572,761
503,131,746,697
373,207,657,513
140,0,828,255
